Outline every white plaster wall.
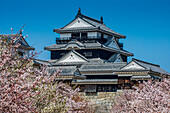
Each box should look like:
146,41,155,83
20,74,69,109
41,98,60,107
60,33,71,38
97,33,109,39
66,18,92,28
60,53,86,62
88,32,97,37
123,62,145,70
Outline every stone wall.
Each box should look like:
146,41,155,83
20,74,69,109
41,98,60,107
79,91,122,113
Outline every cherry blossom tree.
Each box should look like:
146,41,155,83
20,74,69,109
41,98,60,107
111,78,170,113
0,33,94,113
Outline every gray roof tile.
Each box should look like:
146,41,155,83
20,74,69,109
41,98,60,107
82,17,125,37
73,79,118,83
54,13,126,38
33,59,51,66
44,40,133,56
79,62,126,72
44,40,102,50
47,66,77,76
133,58,170,75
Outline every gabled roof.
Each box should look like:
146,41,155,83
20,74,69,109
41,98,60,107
53,9,125,38
33,59,51,66
119,58,170,76
120,60,147,70
0,33,35,50
108,54,123,62
57,49,89,63
105,37,120,49
132,58,170,75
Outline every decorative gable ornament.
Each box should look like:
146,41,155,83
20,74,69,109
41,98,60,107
65,44,81,50
58,50,88,63
65,18,93,28
121,61,145,70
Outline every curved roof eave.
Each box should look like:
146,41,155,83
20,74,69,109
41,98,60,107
53,28,126,39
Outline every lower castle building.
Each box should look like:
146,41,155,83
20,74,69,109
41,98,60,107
34,9,169,93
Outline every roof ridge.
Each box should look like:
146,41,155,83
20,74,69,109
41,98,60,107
132,58,160,67
108,53,119,61
1,33,33,49
78,14,103,24
34,58,49,62
80,18,97,27
71,49,89,61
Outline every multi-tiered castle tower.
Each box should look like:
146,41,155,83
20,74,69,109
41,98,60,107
42,9,169,93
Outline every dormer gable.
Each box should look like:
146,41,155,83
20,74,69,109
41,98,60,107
58,50,88,63
109,54,123,62
121,61,146,70
107,38,120,49
114,55,123,62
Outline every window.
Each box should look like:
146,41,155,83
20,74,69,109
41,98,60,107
71,33,80,38
125,79,130,83
118,78,131,89
81,33,87,39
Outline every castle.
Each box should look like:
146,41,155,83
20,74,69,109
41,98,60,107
37,9,169,93
1,9,168,93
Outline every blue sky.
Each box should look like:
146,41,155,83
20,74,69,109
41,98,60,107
0,0,170,72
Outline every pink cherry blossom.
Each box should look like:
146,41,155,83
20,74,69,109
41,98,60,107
0,34,94,113
111,78,170,113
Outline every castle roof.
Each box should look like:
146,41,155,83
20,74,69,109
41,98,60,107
33,59,51,66
117,58,170,76
42,9,169,82
0,33,35,50
46,66,85,79
72,79,118,84
44,40,133,56
53,9,125,38
34,57,169,80
132,58,170,75
79,62,126,73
